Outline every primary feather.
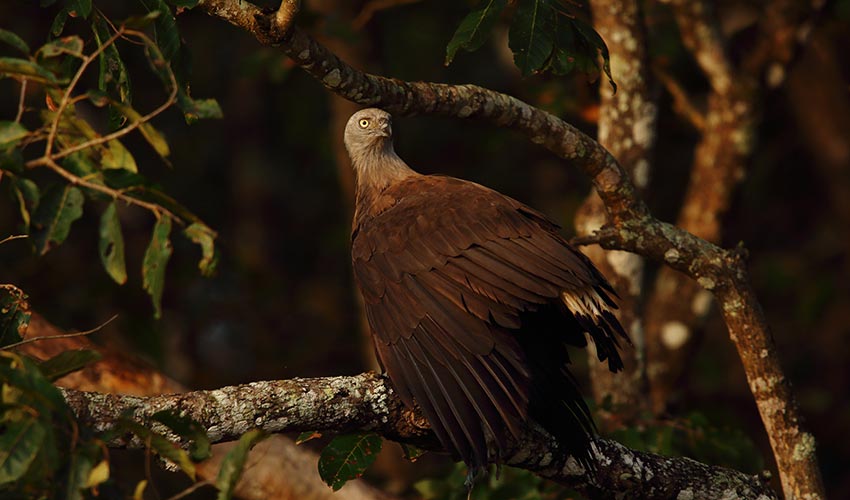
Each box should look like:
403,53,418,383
345,108,629,474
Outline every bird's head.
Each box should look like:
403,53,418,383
344,108,394,158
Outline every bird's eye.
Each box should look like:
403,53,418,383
358,119,370,128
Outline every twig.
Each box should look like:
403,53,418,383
39,157,183,224
27,30,179,166
0,234,28,246
2,314,118,350
43,29,123,160
21,26,183,224
15,78,27,123
271,0,300,39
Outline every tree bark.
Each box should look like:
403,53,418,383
60,374,778,500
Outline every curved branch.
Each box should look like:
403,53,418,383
61,374,777,499
195,2,825,498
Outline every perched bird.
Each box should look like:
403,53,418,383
345,108,628,480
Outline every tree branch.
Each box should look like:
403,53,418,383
194,2,825,497
61,374,777,499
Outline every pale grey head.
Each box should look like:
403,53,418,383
344,108,415,191
344,108,394,157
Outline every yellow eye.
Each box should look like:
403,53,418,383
358,118,370,128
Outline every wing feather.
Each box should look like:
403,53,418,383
352,174,629,469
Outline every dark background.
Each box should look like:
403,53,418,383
2,0,849,496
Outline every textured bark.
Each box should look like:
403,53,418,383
61,374,778,499
16,314,394,500
577,0,655,414
192,1,825,497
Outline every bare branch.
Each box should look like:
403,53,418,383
61,374,778,499
1,314,117,350
38,156,183,224
15,78,27,123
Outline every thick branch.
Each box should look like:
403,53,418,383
194,2,825,497
17,314,391,500
61,374,777,499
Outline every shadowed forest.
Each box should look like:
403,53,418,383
1,1,849,498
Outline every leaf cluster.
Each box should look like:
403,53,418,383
0,287,263,499
1,0,221,318
445,0,615,90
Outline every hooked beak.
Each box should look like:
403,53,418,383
377,120,391,137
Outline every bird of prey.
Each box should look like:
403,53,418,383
344,108,628,479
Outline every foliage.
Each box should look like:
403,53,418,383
446,0,615,90
318,432,383,491
0,285,259,499
416,463,580,500
598,397,765,474
0,0,220,318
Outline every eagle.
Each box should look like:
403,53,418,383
344,108,628,479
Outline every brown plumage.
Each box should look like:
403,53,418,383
345,108,629,477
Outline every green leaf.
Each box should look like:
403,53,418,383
10,175,39,229
142,216,173,318
0,418,47,485
31,184,84,255
318,433,383,491
51,9,69,37
570,17,615,92
140,0,180,62
92,13,133,130
445,0,506,65
184,223,217,276
38,36,84,58
1,145,24,174
215,429,265,500
0,284,30,347
151,411,211,462
400,443,425,462
101,137,138,172
0,57,57,83
0,29,31,55
109,101,170,158
295,431,322,445
0,350,69,415
508,0,556,76
38,349,102,382
118,418,196,479
121,12,162,30
0,121,29,148
177,93,223,124
98,202,128,285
